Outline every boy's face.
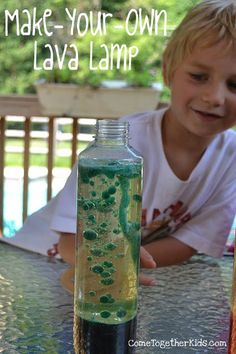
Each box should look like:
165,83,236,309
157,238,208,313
168,41,236,138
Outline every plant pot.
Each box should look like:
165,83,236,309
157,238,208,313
35,83,161,118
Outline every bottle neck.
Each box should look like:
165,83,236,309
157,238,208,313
95,120,129,146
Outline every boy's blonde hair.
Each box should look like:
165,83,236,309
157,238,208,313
163,0,236,86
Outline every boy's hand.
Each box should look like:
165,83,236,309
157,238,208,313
139,246,157,286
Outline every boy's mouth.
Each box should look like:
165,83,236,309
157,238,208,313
192,109,223,122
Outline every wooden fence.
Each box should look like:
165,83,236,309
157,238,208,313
0,95,98,234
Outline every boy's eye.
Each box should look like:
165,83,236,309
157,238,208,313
228,81,236,90
189,73,207,82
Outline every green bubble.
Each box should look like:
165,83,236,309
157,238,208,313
88,214,96,222
90,248,105,257
133,194,142,202
83,229,98,241
116,253,125,258
108,186,116,195
101,271,111,278
117,309,127,318
107,196,115,205
103,261,113,268
89,180,95,186
91,264,104,274
91,191,97,197
96,200,112,213
100,310,111,318
100,222,108,228
100,294,115,303
102,191,110,199
89,291,96,297
101,278,114,286
97,225,107,235
80,175,89,184
113,228,121,235
104,243,117,251
87,256,93,261
100,295,110,303
83,201,95,211
115,181,120,187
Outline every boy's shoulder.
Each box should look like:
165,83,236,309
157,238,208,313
214,129,236,172
221,128,236,150
224,128,236,138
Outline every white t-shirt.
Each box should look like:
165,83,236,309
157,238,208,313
3,108,236,257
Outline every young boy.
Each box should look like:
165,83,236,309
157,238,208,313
4,0,236,284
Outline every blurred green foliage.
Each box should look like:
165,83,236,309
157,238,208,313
0,0,199,94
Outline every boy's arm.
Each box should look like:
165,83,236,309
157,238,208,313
139,237,196,285
58,233,75,265
143,236,196,267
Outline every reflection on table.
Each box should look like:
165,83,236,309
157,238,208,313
0,243,232,354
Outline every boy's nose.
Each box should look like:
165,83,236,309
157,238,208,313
201,84,225,107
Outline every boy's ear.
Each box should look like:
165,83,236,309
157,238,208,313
162,61,168,87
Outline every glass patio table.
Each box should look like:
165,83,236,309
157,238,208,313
0,242,233,354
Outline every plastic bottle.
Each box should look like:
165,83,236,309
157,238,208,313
74,120,143,354
228,250,236,353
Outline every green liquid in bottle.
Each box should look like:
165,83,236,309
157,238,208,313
74,160,142,325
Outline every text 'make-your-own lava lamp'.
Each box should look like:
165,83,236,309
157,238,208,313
74,120,143,354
